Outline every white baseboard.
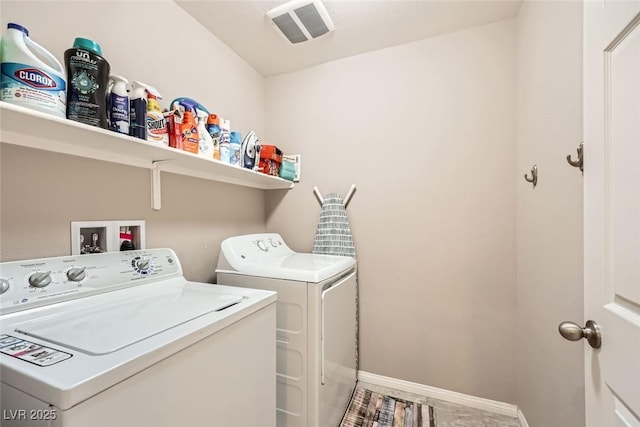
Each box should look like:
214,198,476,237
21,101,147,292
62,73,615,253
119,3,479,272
517,409,530,427
357,371,519,418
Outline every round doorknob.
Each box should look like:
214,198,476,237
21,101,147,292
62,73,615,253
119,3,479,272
559,320,601,349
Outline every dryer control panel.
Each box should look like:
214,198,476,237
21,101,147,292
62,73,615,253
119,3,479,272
218,233,294,271
0,248,182,315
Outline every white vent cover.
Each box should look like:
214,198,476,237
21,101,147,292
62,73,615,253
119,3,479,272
267,0,334,44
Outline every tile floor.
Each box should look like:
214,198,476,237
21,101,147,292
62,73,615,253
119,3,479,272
357,381,520,427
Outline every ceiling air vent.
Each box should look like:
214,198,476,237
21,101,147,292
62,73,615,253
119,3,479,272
267,0,334,44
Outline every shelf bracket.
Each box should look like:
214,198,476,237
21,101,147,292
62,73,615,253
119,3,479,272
151,161,170,211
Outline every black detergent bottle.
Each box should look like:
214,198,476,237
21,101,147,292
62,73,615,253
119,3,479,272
64,38,110,128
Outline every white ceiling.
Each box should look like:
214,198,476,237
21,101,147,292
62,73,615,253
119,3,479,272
176,0,523,77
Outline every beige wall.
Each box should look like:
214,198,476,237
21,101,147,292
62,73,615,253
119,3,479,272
0,1,268,281
265,20,518,403
1,146,265,282
515,2,584,426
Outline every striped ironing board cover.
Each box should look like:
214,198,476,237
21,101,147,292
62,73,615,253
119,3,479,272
312,193,357,258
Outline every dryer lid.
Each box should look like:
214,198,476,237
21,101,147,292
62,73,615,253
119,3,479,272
14,284,243,355
221,252,355,283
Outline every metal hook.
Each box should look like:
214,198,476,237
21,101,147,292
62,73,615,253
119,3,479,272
566,141,584,172
524,165,538,188
343,184,356,208
313,186,324,205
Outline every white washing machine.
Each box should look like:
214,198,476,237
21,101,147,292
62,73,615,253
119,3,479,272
216,233,357,427
0,248,277,427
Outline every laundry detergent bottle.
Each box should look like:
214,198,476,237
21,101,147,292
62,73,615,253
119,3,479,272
0,23,67,117
65,37,110,128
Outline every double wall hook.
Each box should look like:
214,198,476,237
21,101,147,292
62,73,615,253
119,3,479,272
524,165,538,188
313,185,357,207
566,141,584,172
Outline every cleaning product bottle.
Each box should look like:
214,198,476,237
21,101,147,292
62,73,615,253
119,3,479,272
129,81,147,140
179,108,199,154
229,131,242,167
0,23,67,118
219,131,230,163
165,110,178,148
219,118,231,164
145,87,168,145
206,114,221,160
108,75,129,135
196,111,214,159
64,37,110,128
128,81,167,144
170,97,208,116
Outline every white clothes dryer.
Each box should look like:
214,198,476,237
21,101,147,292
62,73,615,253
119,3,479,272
0,248,277,427
216,233,357,427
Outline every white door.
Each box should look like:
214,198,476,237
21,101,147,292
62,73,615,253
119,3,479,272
584,1,640,426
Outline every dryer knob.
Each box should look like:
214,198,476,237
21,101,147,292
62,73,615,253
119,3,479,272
29,271,52,288
0,279,10,294
66,267,87,282
270,239,278,248
256,240,268,252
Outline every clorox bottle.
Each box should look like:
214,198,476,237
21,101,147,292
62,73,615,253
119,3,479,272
0,23,67,118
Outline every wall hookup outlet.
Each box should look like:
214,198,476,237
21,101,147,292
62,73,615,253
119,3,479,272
71,221,112,255
71,220,146,255
115,220,145,252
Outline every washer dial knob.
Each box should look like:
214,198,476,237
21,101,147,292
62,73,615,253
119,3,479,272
131,257,154,275
66,267,87,282
29,271,52,288
270,239,278,248
136,259,150,272
0,279,10,294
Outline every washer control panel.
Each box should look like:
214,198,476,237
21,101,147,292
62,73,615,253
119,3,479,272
0,249,181,315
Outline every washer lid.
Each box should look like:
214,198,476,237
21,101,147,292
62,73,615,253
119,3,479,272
225,253,355,283
14,285,242,355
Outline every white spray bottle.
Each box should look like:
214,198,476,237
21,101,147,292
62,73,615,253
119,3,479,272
108,75,130,135
196,111,214,159
129,81,147,139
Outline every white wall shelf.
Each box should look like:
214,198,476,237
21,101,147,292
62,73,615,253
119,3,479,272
0,102,293,209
